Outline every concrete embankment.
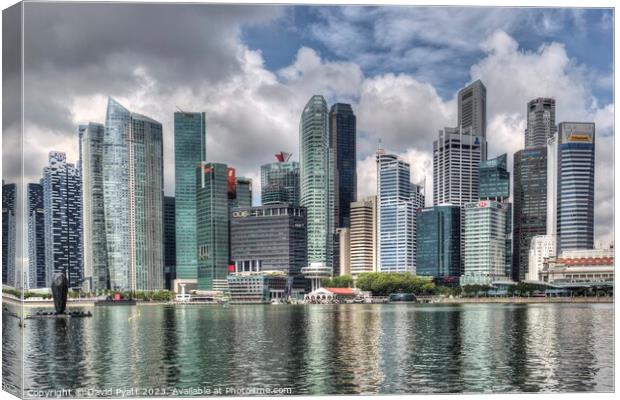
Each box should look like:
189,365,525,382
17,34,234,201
434,296,612,304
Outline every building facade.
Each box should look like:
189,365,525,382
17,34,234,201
27,183,45,289
479,153,509,201
377,151,415,273
80,122,108,292
540,248,613,284
461,200,508,285
337,228,351,276
458,80,487,139
103,98,164,291
299,95,334,281
416,205,461,279
42,152,82,288
196,162,230,291
230,204,307,287
527,234,556,282
512,147,547,282
329,103,357,229
163,196,176,290
349,196,377,277
231,176,252,209
174,111,206,283
525,98,556,148
261,153,300,206
2,182,16,286
557,122,595,252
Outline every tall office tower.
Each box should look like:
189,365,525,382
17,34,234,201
103,98,164,291
433,127,486,206
299,95,334,287
27,183,45,289
2,182,16,286
416,205,461,279
42,152,82,288
557,122,595,251
233,177,252,208
261,152,300,206
163,196,176,290
349,196,377,277
329,103,357,228
461,200,508,285
479,153,509,201
196,162,230,291
527,235,556,281
504,203,513,278
80,122,108,292
525,98,556,148
230,204,307,288
174,111,206,286
377,151,415,273
458,80,487,140
512,147,547,282
337,228,351,276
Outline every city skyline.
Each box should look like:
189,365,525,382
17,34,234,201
7,4,613,248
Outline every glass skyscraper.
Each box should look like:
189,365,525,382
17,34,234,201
174,111,206,283
103,98,164,291
299,95,334,278
377,151,415,273
261,154,300,206
416,205,461,279
2,182,16,286
512,147,547,282
525,98,556,148
42,152,82,288
163,196,176,290
27,183,45,289
329,103,357,228
557,122,595,251
231,176,252,208
458,80,487,139
196,162,230,291
80,122,108,292
479,153,509,201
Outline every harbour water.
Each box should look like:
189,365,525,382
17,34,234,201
2,302,614,395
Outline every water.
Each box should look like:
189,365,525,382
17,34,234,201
3,303,614,395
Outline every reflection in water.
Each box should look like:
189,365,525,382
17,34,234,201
3,303,613,396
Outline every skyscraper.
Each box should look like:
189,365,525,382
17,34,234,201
2,182,16,286
479,153,510,201
174,111,206,285
103,98,164,291
433,126,486,206
329,103,357,228
525,98,556,148
299,95,334,282
557,122,595,251
27,183,45,289
512,147,547,282
163,196,176,290
232,176,252,208
377,151,415,273
80,122,108,292
43,152,82,288
416,205,461,279
349,196,377,277
458,80,487,139
461,200,508,285
261,152,300,206
196,162,230,291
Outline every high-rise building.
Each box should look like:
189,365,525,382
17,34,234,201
261,152,300,206
337,228,351,276
80,122,108,292
163,196,176,290
479,153,509,201
103,98,164,291
416,205,461,279
329,103,357,228
557,122,595,252
527,235,556,281
230,204,307,288
232,176,252,208
433,127,486,206
512,147,547,282
461,200,508,285
458,80,487,139
27,183,45,289
42,152,82,288
2,182,16,286
174,111,206,285
525,98,556,148
349,196,377,277
196,162,230,291
299,95,334,286
377,151,416,273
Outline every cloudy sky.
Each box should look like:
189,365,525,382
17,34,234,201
12,3,614,244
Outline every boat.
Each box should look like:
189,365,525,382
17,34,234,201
388,293,417,303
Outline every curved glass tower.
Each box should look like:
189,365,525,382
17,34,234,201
299,95,333,287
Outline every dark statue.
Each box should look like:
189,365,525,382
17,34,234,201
51,273,69,314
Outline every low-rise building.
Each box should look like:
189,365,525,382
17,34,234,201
539,248,614,284
226,272,293,304
527,235,556,282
